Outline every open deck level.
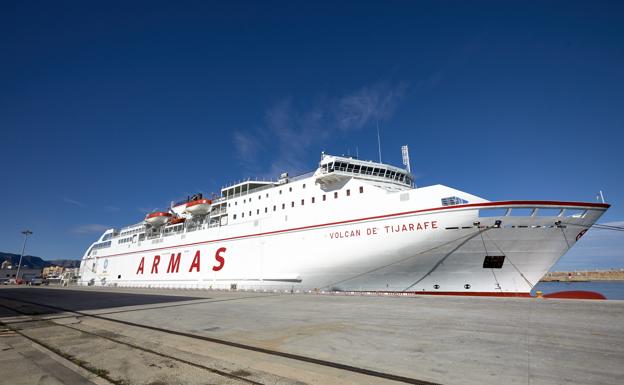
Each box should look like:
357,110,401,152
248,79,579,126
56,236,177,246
1,286,622,385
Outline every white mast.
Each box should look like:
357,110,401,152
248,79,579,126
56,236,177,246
401,145,411,173
376,120,382,163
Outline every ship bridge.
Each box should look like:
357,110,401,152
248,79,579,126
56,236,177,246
315,154,414,188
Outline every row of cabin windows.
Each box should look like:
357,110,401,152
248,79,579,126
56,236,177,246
118,237,133,244
164,224,184,234
119,228,142,237
231,187,363,220
228,184,309,207
92,241,111,250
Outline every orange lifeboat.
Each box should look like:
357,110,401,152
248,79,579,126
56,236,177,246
185,198,212,215
170,216,186,225
145,212,172,227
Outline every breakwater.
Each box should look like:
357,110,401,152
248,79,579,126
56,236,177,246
541,269,624,282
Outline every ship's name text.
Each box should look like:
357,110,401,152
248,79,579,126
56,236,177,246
135,247,226,275
329,221,438,239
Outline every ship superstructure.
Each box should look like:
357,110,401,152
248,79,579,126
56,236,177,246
79,151,609,296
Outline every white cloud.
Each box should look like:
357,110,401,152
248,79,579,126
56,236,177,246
72,224,110,234
335,82,408,131
233,130,259,163
233,80,408,177
63,197,86,208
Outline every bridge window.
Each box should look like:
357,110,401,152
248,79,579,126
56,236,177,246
323,194,326,201
359,186,364,193
346,189,351,196
334,192,338,199
442,196,468,206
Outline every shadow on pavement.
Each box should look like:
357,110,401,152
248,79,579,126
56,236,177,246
0,288,204,316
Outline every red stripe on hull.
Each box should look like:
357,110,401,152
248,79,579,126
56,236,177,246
93,199,609,260
321,291,533,298
409,291,532,297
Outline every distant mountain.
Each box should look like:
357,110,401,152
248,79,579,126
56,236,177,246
47,259,81,268
0,252,80,269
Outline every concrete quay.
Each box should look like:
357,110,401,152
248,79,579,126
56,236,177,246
0,286,623,385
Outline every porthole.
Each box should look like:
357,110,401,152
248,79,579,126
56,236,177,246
433,284,440,289
464,284,471,289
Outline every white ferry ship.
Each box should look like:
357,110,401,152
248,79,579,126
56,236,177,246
79,149,609,296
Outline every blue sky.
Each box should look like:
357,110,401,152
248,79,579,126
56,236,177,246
1,1,623,269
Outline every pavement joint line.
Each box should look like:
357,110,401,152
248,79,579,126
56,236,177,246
0,294,441,385
0,292,287,326
58,322,265,384
1,302,264,385
27,334,115,385
0,312,114,385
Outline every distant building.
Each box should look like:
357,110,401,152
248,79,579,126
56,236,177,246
0,267,41,282
63,267,79,277
43,265,64,278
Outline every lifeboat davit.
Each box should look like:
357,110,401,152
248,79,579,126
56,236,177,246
185,198,212,215
145,212,172,227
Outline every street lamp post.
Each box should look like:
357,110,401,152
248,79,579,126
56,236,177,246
16,230,33,283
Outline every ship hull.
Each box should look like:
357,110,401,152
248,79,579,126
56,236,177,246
79,200,607,296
